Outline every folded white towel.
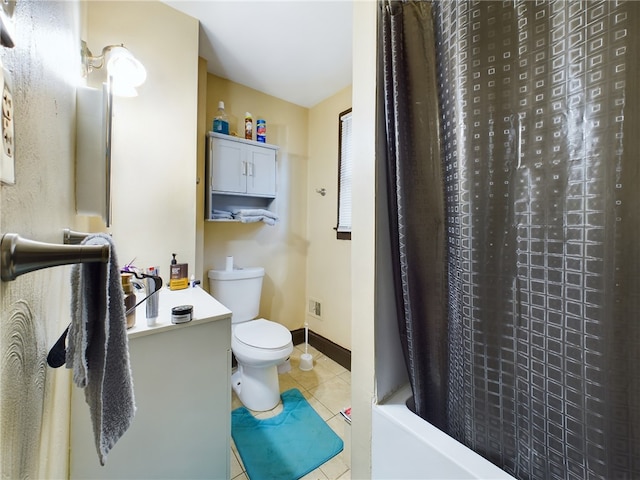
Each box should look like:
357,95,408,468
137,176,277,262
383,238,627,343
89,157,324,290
212,209,234,218
233,208,279,221
66,234,136,465
238,215,277,226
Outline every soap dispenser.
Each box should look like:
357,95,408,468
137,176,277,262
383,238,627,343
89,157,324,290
169,253,189,290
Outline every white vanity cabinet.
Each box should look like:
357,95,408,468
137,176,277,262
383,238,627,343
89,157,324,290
206,132,278,220
70,287,232,479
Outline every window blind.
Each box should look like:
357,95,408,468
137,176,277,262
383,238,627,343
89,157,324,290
337,110,352,234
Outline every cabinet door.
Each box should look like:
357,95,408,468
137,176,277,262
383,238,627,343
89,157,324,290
210,138,246,194
70,319,232,479
246,145,276,197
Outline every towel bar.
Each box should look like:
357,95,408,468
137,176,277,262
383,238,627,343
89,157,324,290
63,228,92,245
1,233,109,281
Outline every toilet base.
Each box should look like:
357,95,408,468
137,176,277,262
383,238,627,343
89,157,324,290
232,363,281,412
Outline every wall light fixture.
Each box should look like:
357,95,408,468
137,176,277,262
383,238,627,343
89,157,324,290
81,40,147,97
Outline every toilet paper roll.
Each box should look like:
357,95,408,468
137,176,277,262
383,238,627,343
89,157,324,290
225,256,233,271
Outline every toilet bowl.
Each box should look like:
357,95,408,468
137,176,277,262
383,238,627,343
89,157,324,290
231,318,293,411
208,267,293,411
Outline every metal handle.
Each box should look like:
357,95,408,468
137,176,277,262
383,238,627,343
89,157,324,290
1,233,109,282
63,229,109,245
63,228,90,245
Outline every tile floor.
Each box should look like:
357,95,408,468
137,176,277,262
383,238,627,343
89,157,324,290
231,344,352,480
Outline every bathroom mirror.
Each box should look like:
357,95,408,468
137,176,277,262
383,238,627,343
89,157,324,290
75,81,113,227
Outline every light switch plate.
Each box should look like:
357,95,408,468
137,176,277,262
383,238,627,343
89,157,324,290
0,59,15,185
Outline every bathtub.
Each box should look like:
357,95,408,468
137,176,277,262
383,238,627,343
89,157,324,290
372,384,515,479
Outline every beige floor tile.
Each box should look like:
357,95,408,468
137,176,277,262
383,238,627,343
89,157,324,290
279,371,306,393
230,447,243,478
230,438,238,455
335,450,351,474
327,414,347,439
337,468,351,479
338,370,351,385
230,440,245,471
289,358,337,390
306,394,335,422
231,473,249,480
300,467,329,480
315,354,348,376
309,375,351,415
319,452,350,480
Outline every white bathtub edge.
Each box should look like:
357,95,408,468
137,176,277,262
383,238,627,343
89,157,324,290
372,384,515,480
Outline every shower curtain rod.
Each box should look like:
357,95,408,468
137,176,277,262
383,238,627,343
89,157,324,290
0,232,109,282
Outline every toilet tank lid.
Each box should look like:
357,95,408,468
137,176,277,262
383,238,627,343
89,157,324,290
208,267,264,281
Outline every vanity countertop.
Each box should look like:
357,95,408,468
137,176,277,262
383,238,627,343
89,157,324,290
127,285,231,339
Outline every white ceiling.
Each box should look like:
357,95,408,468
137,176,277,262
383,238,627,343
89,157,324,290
163,0,353,108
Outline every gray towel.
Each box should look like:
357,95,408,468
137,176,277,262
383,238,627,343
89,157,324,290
66,233,136,465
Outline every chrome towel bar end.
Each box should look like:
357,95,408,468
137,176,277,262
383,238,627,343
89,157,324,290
1,233,109,281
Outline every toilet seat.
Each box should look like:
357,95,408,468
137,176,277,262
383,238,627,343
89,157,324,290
231,318,293,369
234,318,291,349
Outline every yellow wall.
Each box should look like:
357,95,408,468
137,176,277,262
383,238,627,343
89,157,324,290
87,1,199,274
306,86,353,350
203,75,309,331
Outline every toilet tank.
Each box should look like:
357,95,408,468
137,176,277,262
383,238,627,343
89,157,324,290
208,267,264,323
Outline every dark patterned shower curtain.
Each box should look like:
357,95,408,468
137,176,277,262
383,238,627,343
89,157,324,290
382,1,640,479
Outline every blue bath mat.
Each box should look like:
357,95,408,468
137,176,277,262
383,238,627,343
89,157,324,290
231,388,343,480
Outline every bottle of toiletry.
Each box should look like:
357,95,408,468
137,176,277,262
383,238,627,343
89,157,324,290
169,253,189,290
244,112,253,140
213,101,229,135
145,266,160,326
256,118,266,143
121,272,136,329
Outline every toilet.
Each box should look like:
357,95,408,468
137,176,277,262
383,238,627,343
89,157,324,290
208,266,293,411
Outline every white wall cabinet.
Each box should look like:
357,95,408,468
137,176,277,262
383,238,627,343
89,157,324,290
206,132,278,221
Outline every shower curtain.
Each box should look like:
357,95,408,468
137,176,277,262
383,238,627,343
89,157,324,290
382,1,640,479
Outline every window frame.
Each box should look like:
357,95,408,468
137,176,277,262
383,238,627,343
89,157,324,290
336,107,353,240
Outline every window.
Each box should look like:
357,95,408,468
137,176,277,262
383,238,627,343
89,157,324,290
336,108,352,240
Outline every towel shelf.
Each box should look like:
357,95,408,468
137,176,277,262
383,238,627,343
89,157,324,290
1,233,109,282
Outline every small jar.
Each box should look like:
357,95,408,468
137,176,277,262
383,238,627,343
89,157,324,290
121,273,136,329
171,305,193,324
